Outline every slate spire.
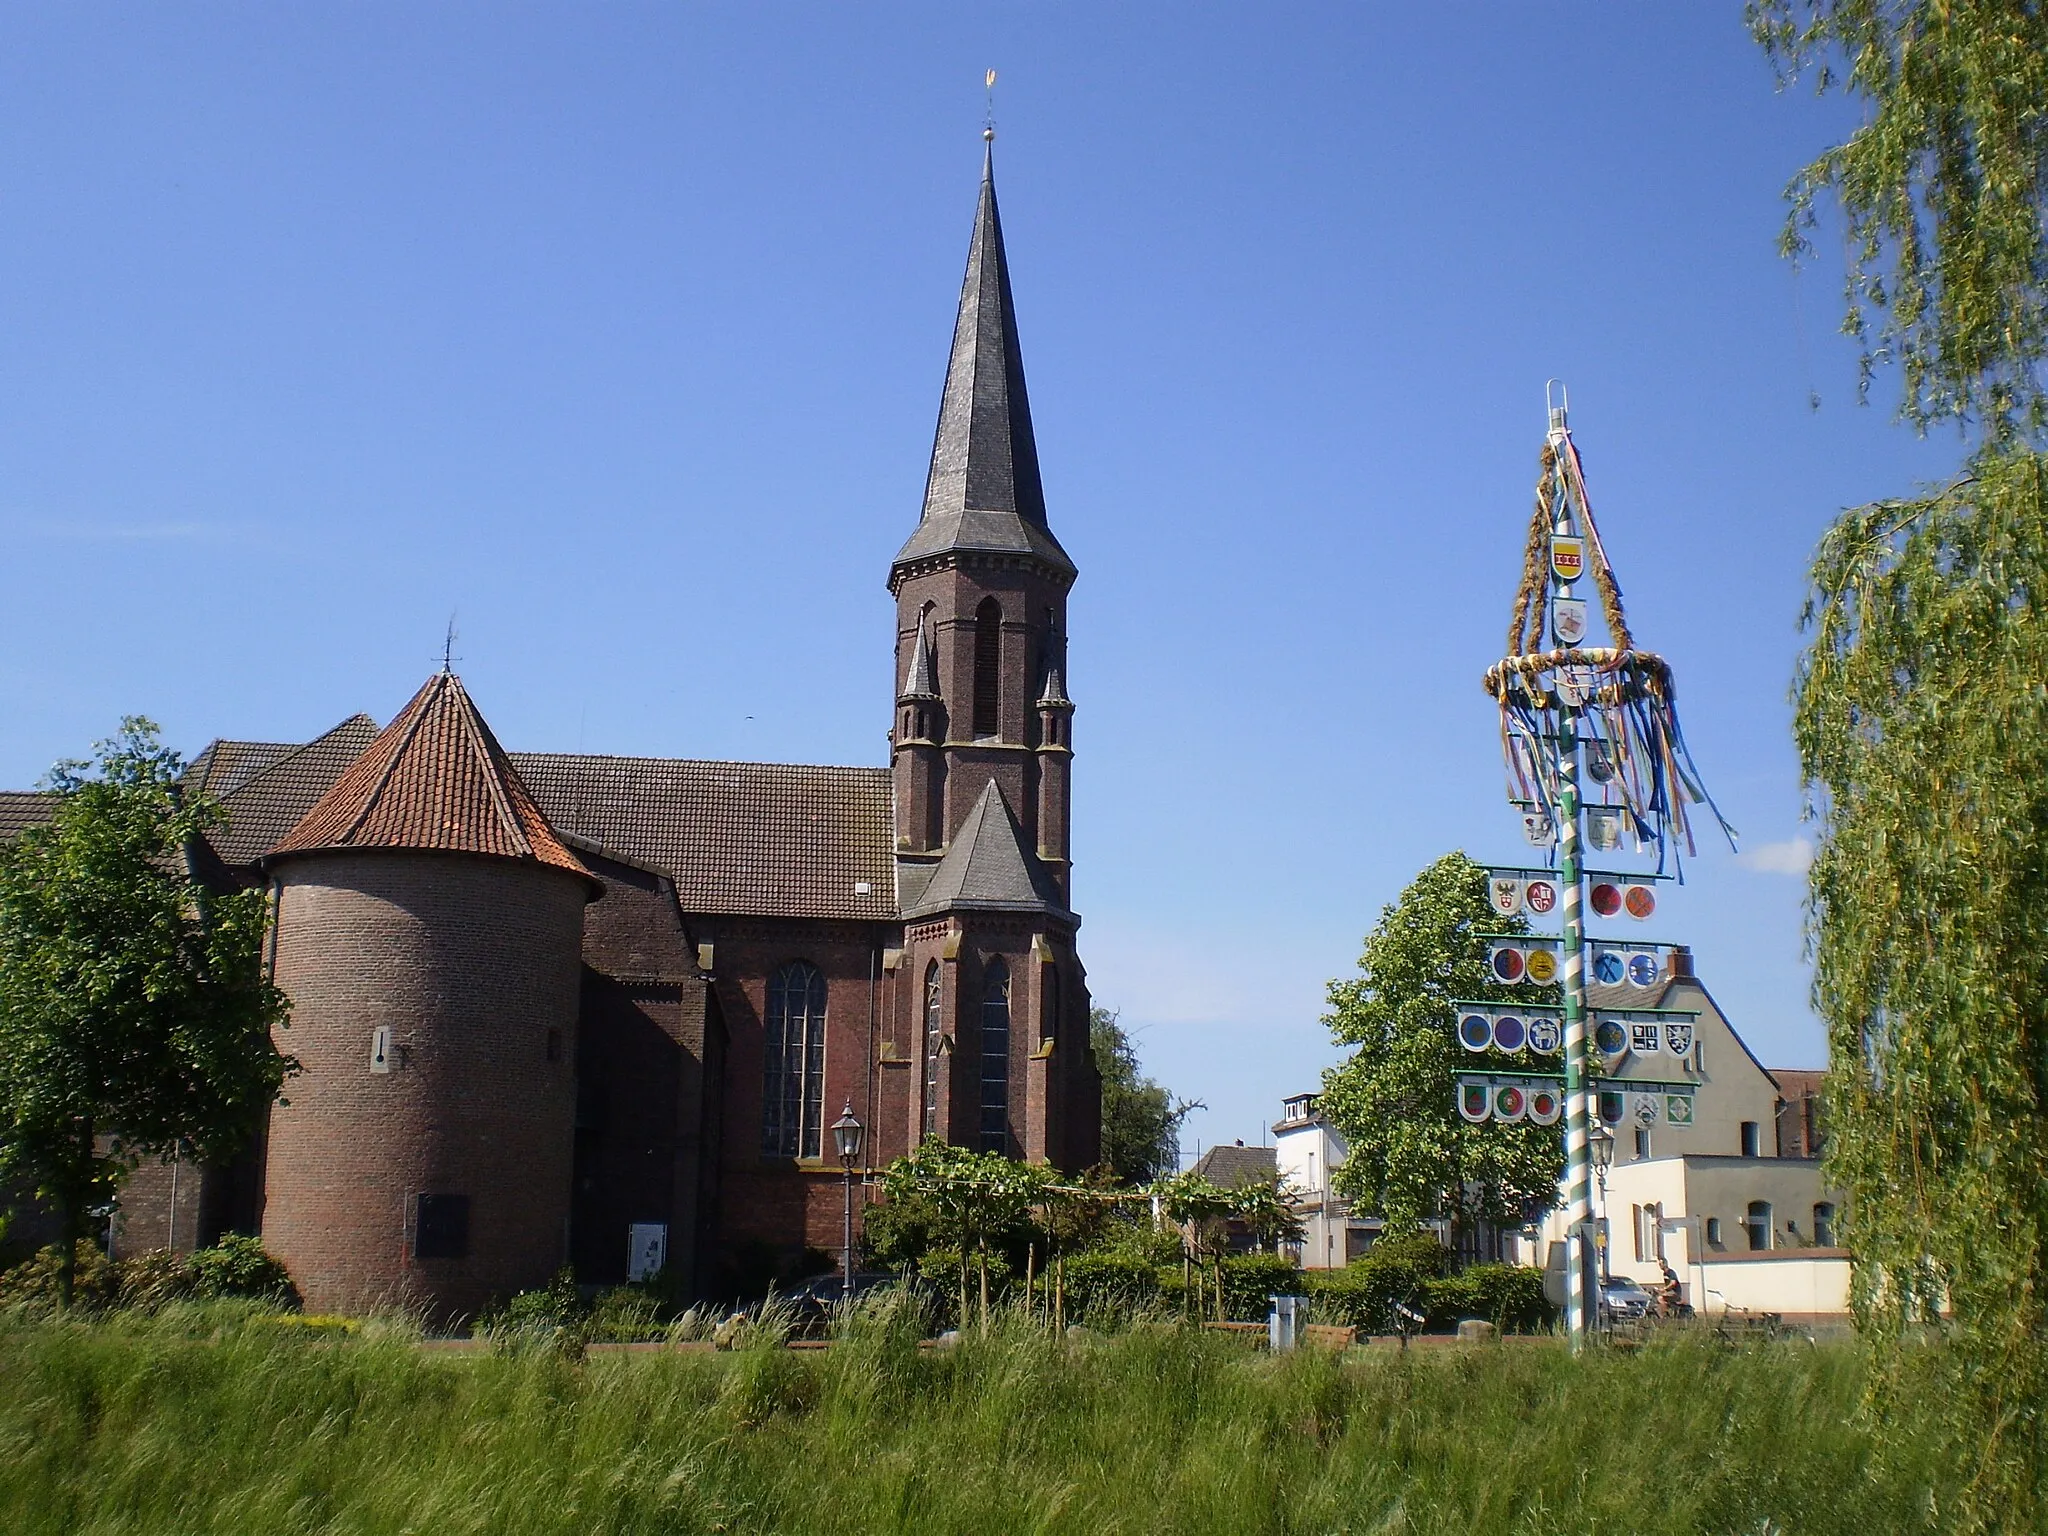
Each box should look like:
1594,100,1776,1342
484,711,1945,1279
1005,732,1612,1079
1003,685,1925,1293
892,139,1075,581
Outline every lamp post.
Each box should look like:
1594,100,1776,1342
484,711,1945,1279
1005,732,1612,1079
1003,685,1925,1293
831,1103,865,1298
1589,1122,1615,1282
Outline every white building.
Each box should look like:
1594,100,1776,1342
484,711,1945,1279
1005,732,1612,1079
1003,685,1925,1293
1272,1093,1381,1267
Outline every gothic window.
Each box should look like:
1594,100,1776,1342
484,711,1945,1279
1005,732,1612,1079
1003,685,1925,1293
1042,967,1059,1044
922,962,943,1141
973,597,1002,738
980,959,1010,1153
762,962,827,1158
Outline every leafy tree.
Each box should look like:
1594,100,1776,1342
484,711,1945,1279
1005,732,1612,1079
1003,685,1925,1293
0,720,294,1305
1317,852,1560,1243
1752,1,2048,438
1091,1006,1199,1184
1755,4,2048,1519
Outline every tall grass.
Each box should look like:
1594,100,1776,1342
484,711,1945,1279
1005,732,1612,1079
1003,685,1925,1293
0,1301,1965,1535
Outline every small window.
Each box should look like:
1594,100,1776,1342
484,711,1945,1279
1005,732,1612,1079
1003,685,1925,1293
1705,1216,1723,1247
545,1028,562,1062
1042,967,1059,1044
1633,1126,1651,1160
414,1194,470,1260
1740,1121,1761,1157
1813,1202,1836,1247
1745,1200,1772,1252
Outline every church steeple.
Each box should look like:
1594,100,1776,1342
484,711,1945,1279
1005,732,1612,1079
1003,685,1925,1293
891,141,1076,906
891,140,1075,585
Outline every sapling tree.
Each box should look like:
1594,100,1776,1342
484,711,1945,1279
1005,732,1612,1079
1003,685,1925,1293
0,720,294,1304
878,1139,1050,1327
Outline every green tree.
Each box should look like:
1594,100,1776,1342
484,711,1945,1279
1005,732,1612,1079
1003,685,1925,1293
1752,1,2048,438
877,1139,1051,1326
1317,852,1560,1243
0,720,294,1305
1091,1006,1199,1185
1755,4,2048,1518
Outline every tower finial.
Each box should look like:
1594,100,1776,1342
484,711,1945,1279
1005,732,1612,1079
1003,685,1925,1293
441,614,459,675
984,68,996,143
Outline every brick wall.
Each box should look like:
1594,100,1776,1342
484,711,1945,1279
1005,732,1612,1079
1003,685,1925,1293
262,851,586,1323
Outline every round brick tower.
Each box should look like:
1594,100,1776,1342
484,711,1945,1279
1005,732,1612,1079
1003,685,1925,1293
258,670,598,1322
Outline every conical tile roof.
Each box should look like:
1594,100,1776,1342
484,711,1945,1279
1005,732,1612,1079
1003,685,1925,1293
893,143,1075,582
267,671,593,886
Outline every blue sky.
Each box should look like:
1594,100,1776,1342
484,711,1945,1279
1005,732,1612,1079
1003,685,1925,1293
0,6,1961,1159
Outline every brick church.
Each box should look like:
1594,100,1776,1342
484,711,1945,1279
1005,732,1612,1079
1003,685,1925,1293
7,143,1102,1318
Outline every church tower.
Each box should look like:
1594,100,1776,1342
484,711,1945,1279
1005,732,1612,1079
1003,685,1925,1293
889,136,1078,902
885,139,1098,1172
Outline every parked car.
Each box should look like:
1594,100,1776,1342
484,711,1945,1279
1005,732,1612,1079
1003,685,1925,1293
1599,1276,1656,1324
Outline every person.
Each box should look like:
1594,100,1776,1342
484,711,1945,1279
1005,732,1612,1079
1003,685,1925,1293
1657,1260,1685,1318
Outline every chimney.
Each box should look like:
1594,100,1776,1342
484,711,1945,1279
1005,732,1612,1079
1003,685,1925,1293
1667,944,1695,981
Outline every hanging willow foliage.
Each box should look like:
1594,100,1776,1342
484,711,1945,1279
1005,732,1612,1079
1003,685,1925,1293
1795,446,2048,1520
1749,0,2048,437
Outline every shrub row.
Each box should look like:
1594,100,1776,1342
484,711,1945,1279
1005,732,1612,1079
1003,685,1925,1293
0,1235,298,1314
1053,1249,1551,1333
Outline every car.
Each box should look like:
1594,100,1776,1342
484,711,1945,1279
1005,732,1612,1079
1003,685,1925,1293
1598,1276,1656,1323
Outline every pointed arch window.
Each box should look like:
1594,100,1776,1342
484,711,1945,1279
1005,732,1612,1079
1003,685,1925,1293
762,962,827,1159
922,962,943,1142
980,959,1011,1153
973,597,1002,738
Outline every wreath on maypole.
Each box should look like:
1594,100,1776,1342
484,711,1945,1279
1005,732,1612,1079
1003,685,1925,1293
1481,403,1736,875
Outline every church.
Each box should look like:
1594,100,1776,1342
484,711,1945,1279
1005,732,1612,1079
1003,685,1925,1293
13,143,1102,1319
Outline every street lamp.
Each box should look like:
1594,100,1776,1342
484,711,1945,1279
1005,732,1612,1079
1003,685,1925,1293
832,1103,865,1297
1588,1122,1615,1280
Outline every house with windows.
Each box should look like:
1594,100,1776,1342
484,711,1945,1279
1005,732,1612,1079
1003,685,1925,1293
1521,950,1847,1320
1272,1094,1381,1268
1,143,1102,1319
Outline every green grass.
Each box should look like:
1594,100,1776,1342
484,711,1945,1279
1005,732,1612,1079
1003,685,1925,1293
0,1302,1968,1535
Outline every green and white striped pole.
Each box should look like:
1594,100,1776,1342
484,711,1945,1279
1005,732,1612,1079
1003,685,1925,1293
1557,699,1591,1347
1548,401,1596,1349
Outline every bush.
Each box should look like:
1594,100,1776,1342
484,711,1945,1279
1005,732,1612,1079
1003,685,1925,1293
1058,1251,1159,1324
0,1242,122,1312
1219,1254,1301,1319
0,1236,298,1316
1360,1231,1451,1277
187,1234,298,1305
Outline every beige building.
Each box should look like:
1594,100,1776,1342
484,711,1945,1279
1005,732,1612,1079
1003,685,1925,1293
1521,950,1846,1320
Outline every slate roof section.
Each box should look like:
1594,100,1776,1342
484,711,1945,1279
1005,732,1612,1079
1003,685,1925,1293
899,616,940,700
901,778,1065,920
514,753,897,923
1190,1143,1278,1191
268,673,592,885
203,716,384,867
893,145,1075,582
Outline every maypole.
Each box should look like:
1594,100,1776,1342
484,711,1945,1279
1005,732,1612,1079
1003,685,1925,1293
1476,385,1735,1349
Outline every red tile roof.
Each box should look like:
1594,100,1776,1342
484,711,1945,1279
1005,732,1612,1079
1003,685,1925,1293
267,673,591,884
